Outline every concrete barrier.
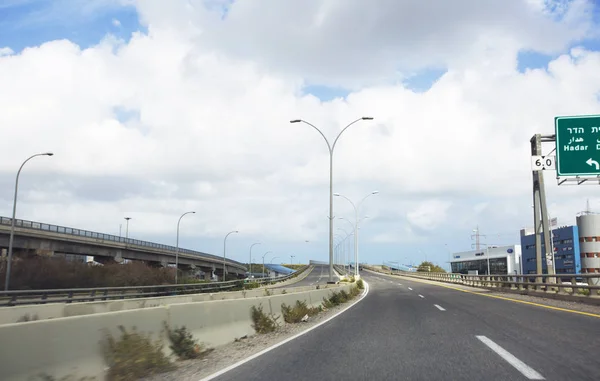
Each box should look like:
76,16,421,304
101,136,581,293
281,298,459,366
0,282,360,381
0,275,319,325
0,306,169,381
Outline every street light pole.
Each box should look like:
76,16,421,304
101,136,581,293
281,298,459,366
175,211,195,284
223,230,239,280
249,242,261,276
4,152,54,291
334,191,378,278
124,217,132,248
291,117,374,283
290,255,295,265
262,251,272,277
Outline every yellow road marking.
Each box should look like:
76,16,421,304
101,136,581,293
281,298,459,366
368,270,600,319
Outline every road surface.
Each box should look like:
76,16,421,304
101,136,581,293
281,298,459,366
210,270,600,380
273,264,331,288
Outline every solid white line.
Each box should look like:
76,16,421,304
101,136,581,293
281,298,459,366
476,335,545,380
434,304,445,311
198,282,371,381
408,287,413,291
418,294,424,298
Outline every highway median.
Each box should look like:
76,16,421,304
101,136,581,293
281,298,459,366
0,273,368,381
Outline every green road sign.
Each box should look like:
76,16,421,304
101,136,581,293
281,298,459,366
555,115,600,177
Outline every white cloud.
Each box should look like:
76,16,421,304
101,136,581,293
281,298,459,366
132,0,596,88
112,18,121,27
1,0,600,266
0,47,13,56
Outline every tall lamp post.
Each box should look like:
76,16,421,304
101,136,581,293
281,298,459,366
175,211,195,284
124,217,132,248
262,251,272,277
335,191,378,277
291,117,374,283
249,242,261,276
4,152,54,291
124,217,132,239
223,230,239,280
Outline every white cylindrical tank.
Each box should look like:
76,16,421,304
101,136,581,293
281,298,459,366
576,214,600,284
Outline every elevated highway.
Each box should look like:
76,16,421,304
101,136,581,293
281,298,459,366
0,217,247,276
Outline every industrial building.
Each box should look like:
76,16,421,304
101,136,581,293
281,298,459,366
520,225,581,275
450,245,522,275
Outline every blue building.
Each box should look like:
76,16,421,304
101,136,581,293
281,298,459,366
520,225,581,275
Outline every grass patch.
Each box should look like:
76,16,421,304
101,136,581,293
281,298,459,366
165,324,212,360
281,300,322,323
103,326,174,381
250,304,280,334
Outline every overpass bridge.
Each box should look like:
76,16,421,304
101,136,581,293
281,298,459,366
0,217,247,277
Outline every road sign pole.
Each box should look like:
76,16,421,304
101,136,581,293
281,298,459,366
530,134,555,281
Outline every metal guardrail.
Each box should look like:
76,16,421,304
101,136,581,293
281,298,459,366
366,266,600,299
0,216,245,270
0,265,310,307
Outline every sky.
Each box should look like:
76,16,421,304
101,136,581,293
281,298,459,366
1,0,600,270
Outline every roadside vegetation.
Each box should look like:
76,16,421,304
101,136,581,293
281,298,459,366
165,324,212,360
416,261,447,273
103,324,213,380
250,304,280,333
0,256,207,290
281,300,322,323
103,326,174,381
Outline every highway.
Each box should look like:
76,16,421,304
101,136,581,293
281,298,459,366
273,264,330,288
210,270,600,381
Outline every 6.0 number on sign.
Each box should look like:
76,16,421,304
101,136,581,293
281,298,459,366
531,155,556,171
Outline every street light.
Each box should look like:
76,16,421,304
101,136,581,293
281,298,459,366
4,152,54,291
124,217,132,239
249,242,261,276
262,251,272,276
334,191,379,277
291,117,374,283
223,230,239,280
175,211,195,284
270,256,280,264
290,254,295,264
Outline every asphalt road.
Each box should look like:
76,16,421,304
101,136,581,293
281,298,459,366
273,264,330,288
210,270,600,381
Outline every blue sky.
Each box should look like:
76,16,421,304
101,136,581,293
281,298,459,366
2,0,600,101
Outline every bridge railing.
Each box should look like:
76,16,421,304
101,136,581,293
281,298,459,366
0,217,244,269
0,265,309,307
365,266,600,300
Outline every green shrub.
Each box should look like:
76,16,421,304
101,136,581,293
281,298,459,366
244,282,261,290
281,300,322,323
103,326,174,381
356,279,364,290
322,286,361,309
165,324,211,360
250,304,279,334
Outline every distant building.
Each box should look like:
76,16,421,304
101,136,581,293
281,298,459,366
520,225,580,275
576,214,600,274
450,245,522,275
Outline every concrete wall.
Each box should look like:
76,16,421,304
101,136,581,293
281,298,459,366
0,283,355,381
0,267,316,325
